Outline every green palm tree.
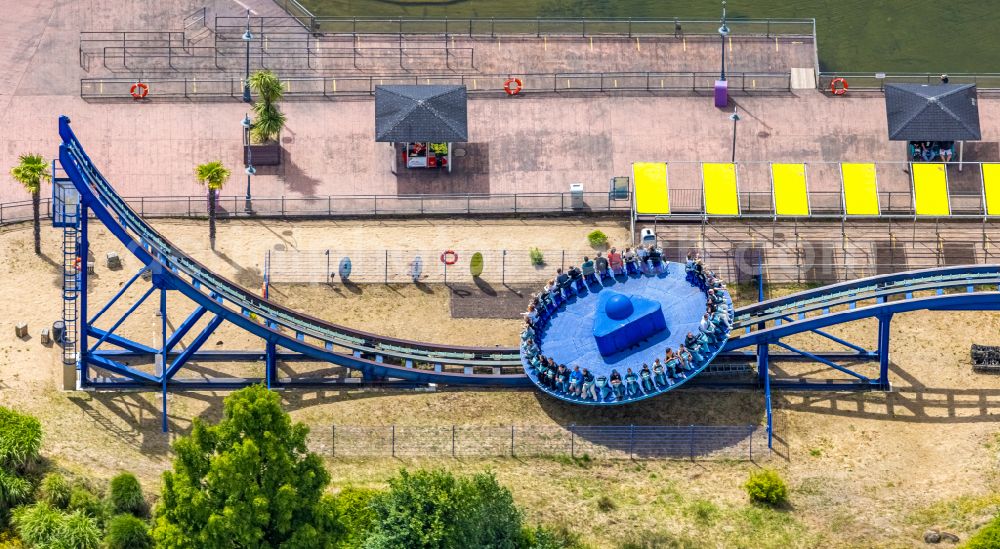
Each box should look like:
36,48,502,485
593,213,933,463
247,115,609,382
10,154,50,255
195,161,231,249
248,70,286,144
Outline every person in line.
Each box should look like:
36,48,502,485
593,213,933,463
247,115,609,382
609,369,624,400
568,365,584,396
581,256,598,284
608,247,624,275
624,368,639,398
595,252,610,280
640,362,655,393
581,368,597,401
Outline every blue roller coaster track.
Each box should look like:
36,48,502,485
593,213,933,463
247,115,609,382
55,116,1000,446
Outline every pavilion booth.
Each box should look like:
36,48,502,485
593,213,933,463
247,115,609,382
375,85,469,175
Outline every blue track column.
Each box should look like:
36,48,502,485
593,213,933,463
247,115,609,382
265,341,277,389
876,313,893,391
160,287,168,433
79,205,89,385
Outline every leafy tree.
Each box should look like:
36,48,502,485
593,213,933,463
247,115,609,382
194,161,231,250
248,70,286,144
108,472,144,516
105,514,152,549
332,487,379,548
9,154,50,255
363,469,522,549
38,473,71,509
152,385,341,548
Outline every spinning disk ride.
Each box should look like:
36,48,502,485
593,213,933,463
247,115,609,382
521,263,733,405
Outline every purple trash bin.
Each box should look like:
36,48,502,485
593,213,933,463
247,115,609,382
714,79,728,108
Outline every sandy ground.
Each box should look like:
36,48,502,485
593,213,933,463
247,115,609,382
1,218,1000,547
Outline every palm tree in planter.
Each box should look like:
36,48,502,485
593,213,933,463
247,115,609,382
195,161,231,250
247,70,286,166
10,154,50,255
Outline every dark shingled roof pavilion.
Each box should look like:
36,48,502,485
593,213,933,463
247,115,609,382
374,85,468,142
885,83,981,141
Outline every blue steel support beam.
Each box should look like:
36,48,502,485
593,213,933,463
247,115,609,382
164,314,224,380
164,305,207,352
764,352,773,449
877,313,893,390
266,341,277,389
774,341,872,382
87,328,158,354
85,354,159,383
88,286,156,354
778,315,874,355
88,266,148,325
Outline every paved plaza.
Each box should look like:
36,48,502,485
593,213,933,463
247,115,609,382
0,0,998,205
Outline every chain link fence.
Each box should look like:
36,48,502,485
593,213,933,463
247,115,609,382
310,424,768,460
267,248,597,284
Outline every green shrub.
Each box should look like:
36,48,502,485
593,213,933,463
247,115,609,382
744,469,788,506
333,487,379,548
529,247,545,266
39,473,71,509
108,472,144,516
365,469,522,548
0,407,42,470
0,466,33,514
104,514,152,549
12,503,61,546
587,230,609,248
620,529,700,549
520,524,585,549
596,495,616,512
68,485,107,523
966,513,1000,549
57,510,101,549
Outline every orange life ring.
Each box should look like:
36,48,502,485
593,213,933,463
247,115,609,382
75,257,82,272
440,250,458,265
504,78,523,96
130,82,149,99
830,77,848,96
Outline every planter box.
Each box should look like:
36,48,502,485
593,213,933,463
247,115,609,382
245,142,282,166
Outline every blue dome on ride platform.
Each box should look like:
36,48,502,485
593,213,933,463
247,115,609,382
605,293,635,320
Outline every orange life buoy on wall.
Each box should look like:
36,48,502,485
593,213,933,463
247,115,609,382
130,82,149,99
440,250,458,265
830,77,848,96
503,78,523,96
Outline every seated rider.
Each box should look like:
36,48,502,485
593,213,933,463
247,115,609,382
664,354,680,378
608,248,623,274
652,361,667,387
568,365,583,396
595,375,609,400
555,268,571,291
640,363,655,392
624,368,639,397
609,369,624,400
581,368,597,401
557,364,570,392
595,252,610,279
580,257,598,284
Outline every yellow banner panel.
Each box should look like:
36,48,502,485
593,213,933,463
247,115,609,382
703,163,740,216
912,163,950,216
772,163,809,216
633,162,670,215
841,163,880,216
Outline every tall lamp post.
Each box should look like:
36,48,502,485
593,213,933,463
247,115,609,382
729,107,740,162
714,1,730,108
242,11,253,103
242,113,255,214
